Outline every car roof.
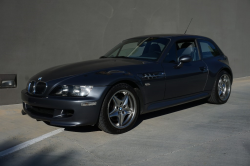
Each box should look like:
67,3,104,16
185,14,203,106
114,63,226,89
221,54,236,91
126,34,210,40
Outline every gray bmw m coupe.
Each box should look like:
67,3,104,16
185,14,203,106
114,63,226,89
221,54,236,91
21,34,233,134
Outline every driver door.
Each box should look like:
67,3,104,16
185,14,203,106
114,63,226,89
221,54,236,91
162,39,208,99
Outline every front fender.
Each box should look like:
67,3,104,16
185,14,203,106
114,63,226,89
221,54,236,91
97,73,146,114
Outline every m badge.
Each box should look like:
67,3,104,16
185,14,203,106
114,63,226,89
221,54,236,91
38,77,42,81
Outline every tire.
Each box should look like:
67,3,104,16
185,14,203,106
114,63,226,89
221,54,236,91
207,70,232,104
98,83,140,134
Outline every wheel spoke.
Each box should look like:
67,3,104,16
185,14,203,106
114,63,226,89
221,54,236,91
129,96,133,110
218,80,222,88
113,96,122,106
109,108,119,118
219,90,223,96
118,113,125,126
223,91,226,95
223,75,228,82
122,114,132,125
123,108,132,115
122,94,129,107
126,110,132,115
222,75,225,80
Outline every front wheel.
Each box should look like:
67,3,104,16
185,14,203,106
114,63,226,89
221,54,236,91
208,70,232,104
98,83,139,134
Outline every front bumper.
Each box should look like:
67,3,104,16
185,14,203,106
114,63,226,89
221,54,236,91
21,87,107,127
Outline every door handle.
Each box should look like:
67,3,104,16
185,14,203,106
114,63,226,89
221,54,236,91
199,67,207,72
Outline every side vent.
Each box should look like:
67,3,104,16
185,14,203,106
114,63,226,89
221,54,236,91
138,72,165,80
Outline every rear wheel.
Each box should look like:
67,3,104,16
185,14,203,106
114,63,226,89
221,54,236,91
208,70,231,104
98,83,139,134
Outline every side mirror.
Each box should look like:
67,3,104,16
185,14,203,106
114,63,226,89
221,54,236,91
175,55,192,68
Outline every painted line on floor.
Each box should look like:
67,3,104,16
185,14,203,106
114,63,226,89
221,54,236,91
235,76,250,79
0,128,64,157
0,103,22,107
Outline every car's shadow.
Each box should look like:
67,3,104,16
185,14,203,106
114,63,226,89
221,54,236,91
64,125,100,133
65,99,207,133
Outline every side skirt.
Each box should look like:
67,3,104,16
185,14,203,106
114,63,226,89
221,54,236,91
142,91,210,114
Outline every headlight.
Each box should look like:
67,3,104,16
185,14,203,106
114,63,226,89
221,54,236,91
50,85,93,97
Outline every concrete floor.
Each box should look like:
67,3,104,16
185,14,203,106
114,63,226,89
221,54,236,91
0,77,249,166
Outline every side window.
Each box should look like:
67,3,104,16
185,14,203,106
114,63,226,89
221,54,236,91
198,40,221,59
153,42,165,51
164,45,176,63
176,40,200,61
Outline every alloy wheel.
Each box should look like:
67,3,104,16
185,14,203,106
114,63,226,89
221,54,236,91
107,90,137,129
218,74,231,101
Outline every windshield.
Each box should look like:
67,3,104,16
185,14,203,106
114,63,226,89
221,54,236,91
103,37,170,61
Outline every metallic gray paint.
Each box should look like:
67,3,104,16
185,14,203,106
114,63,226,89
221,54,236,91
21,35,233,127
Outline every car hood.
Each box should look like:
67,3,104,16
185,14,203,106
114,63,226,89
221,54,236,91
30,58,144,82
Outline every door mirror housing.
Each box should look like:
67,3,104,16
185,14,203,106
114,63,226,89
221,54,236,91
179,55,192,63
175,55,192,68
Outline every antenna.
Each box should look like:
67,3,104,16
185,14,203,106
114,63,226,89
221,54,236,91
184,18,193,34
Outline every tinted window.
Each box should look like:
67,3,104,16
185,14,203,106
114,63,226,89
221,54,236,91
198,39,221,59
176,40,200,61
164,45,176,63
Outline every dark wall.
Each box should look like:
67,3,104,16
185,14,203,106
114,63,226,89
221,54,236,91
1,0,250,105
